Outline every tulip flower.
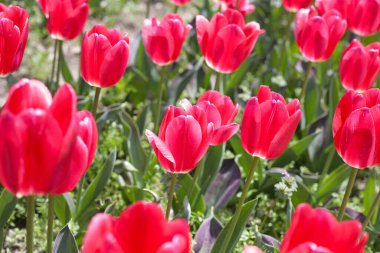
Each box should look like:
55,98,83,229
241,85,301,160
37,0,89,40
0,4,29,76
142,14,191,66
196,9,265,73
333,88,380,169
171,0,191,5
81,25,130,88
315,0,349,19
244,246,264,253
347,0,380,36
146,105,214,173
340,39,380,91
281,203,367,253
180,90,239,146
218,0,256,16
0,79,97,196
282,0,313,12
82,201,191,253
294,7,347,62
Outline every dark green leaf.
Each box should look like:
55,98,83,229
53,225,78,253
0,189,17,229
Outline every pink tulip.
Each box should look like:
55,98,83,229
283,0,313,12
218,0,256,16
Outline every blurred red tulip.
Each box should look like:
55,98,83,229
218,0,256,16
0,79,97,196
82,201,191,253
81,25,130,88
281,203,367,253
0,4,28,76
37,0,89,40
171,0,191,5
333,88,380,169
316,0,380,37
340,39,380,91
241,85,301,160
283,0,313,12
294,7,347,62
244,246,264,253
180,90,239,146
142,14,191,66
196,9,264,73
146,105,214,173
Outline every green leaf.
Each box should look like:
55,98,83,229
61,54,74,85
0,189,17,229
176,174,205,213
199,144,225,195
363,172,377,223
53,225,78,253
54,194,74,225
75,150,116,219
272,132,320,167
211,198,259,253
317,164,350,200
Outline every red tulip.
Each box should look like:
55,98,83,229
281,203,367,253
196,9,264,73
82,201,191,253
294,7,347,62
146,105,214,173
81,25,130,88
0,4,28,76
316,0,380,36
244,246,264,253
171,0,191,5
0,79,97,195
282,0,313,12
142,14,191,66
218,0,256,16
241,85,301,160
180,90,239,146
37,0,89,40
340,39,380,91
333,88,380,168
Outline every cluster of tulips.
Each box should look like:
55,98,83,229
0,0,380,252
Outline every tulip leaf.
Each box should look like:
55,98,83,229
75,150,116,219
211,198,258,253
0,189,17,230
317,164,350,200
61,53,74,86
272,132,320,168
364,172,378,223
53,225,78,253
194,216,223,253
176,174,205,213
54,194,74,226
119,110,148,177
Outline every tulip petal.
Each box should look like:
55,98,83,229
241,97,261,155
211,123,240,146
146,130,176,172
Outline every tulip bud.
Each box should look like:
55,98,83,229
81,25,130,88
82,201,191,253
281,204,367,253
294,7,347,62
37,0,89,40
0,4,29,76
333,89,380,169
196,9,265,73
340,39,380,91
241,85,301,160
142,14,191,66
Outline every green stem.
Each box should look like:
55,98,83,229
55,40,63,91
173,5,179,13
214,72,222,92
50,40,58,88
188,159,204,201
166,173,178,220
92,87,102,116
221,156,260,253
145,0,152,18
154,67,167,133
300,62,313,99
338,168,358,221
26,196,35,253
361,189,380,233
46,195,54,253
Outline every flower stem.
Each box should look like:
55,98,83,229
338,167,358,221
55,40,63,90
188,158,204,201
50,40,58,88
154,67,167,133
361,189,380,233
145,0,152,18
26,196,35,253
166,173,178,220
300,62,313,99
214,72,223,93
46,195,54,253
92,87,102,116
173,5,179,13
221,156,260,253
